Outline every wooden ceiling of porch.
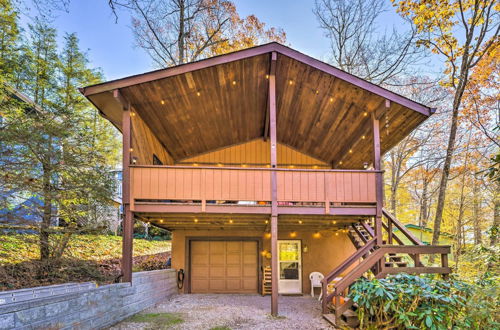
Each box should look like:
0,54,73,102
82,43,432,169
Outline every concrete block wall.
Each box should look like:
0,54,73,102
0,269,177,330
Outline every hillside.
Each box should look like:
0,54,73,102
0,234,172,290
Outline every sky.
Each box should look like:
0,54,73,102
19,0,408,81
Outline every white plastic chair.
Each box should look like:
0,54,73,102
309,272,324,300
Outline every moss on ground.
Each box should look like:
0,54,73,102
128,312,183,328
210,327,232,330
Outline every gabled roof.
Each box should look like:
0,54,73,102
81,42,434,168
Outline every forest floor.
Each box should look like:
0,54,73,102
0,234,171,290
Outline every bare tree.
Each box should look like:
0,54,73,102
110,0,286,67
313,0,424,84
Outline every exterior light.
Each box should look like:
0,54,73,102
265,220,269,224
313,165,318,169
193,163,198,166
131,157,137,164
363,162,369,169
315,90,319,94
265,232,271,239
290,231,297,238
362,135,366,139
232,80,237,85
229,219,233,224
329,97,334,102
217,163,223,167
130,112,136,117
129,148,133,152
160,219,163,223
261,250,267,256
161,100,165,105
194,218,198,223
298,220,303,224
289,80,293,85
196,91,201,96
339,161,343,165
363,112,368,116
313,232,321,239
335,232,339,236
349,149,353,154
332,221,337,225
265,74,269,79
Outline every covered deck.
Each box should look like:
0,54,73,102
81,42,438,317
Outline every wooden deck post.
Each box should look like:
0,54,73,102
119,93,134,283
372,109,383,246
269,51,279,316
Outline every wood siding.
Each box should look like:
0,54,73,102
130,166,376,204
180,139,329,168
131,111,174,165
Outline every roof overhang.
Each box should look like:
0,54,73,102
81,42,434,168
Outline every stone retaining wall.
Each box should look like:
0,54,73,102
0,269,177,329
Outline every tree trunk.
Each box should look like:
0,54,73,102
420,178,429,227
491,184,499,246
39,167,51,260
472,180,482,245
178,0,185,64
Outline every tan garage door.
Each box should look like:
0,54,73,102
190,240,258,293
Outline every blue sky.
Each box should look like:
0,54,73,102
20,0,408,81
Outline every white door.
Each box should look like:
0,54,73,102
277,240,302,294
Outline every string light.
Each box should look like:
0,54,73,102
265,220,269,224
129,148,133,152
160,219,163,223
349,149,353,154
229,219,233,224
196,91,201,96
265,74,269,79
160,100,165,105
363,112,368,117
329,97,334,103
288,80,294,85
332,221,337,225
362,135,366,139
339,161,343,165
298,220,303,224
194,218,198,223
232,80,237,85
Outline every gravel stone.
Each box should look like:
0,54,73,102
111,294,334,329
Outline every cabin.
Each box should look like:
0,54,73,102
80,43,451,326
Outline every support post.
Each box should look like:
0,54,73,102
269,51,279,316
121,99,133,283
372,109,383,246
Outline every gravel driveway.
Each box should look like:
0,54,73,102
111,294,334,329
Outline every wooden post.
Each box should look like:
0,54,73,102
372,109,383,246
441,253,449,279
388,219,393,244
121,102,133,283
269,51,279,316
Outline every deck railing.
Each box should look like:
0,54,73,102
130,165,379,208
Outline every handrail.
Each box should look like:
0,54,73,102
328,248,385,297
321,239,377,314
359,221,375,237
130,164,384,173
382,208,423,245
322,239,377,284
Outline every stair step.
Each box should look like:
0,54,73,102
385,262,408,267
342,309,360,327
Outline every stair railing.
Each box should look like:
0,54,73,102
321,239,376,314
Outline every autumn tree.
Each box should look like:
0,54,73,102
393,0,499,251
109,0,286,67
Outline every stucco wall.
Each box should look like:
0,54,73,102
172,229,357,295
0,269,177,330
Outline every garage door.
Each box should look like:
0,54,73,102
191,240,258,293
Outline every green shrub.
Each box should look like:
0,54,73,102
349,273,499,329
